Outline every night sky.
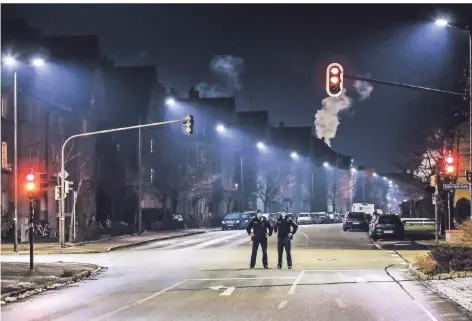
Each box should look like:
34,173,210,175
2,3,472,172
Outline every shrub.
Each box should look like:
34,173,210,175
415,254,437,275
459,219,472,245
430,245,472,273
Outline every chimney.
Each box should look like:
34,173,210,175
189,86,200,99
279,122,285,128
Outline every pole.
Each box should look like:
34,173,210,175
468,31,472,219
138,117,142,234
13,72,18,252
311,167,314,212
29,199,34,270
240,155,244,211
447,192,451,231
59,119,184,247
434,188,439,245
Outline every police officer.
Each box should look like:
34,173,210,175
274,209,298,269
246,210,273,269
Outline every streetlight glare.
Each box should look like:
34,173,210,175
291,152,298,159
4,56,16,66
435,19,449,27
165,97,176,106
31,58,45,67
373,172,378,177
256,142,265,149
350,167,357,172
323,162,329,167
216,124,226,133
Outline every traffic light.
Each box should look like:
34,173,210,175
467,170,472,183
443,152,456,176
39,173,48,190
326,62,344,98
184,114,194,135
25,169,37,199
54,186,62,200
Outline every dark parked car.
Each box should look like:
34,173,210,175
221,213,249,230
343,212,368,231
369,214,404,241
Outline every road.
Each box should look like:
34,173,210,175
1,224,469,321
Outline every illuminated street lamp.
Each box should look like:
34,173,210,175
165,97,176,106
216,124,226,134
373,172,378,177
3,54,45,253
435,19,449,27
350,167,357,173
256,142,265,149
291,152,299,160
323,162,329,168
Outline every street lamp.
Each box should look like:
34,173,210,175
323,162,329,168
256,142,265,149
350,167,357,173
216,124,226,134
165,97,176,106
373,172,378,177
435,18,472,218
3,54,45,252
291,152,299,160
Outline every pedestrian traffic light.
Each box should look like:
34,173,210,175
25,169,37,199
443,152,455,176
326,62,344,98
54,186,62,200
184,114,194,135
39,173,48,190
64,180,73,194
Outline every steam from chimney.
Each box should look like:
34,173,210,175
314,90,352,147
196,55,245,98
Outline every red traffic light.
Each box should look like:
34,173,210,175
443,152,456,175
326,63,344,98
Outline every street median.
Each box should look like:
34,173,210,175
1,262,104,305
1,229,209,255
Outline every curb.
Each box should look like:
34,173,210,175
408,263,472,280
105,231,206,252
0,264,105,305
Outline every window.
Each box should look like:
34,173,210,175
150,168,155,183
150,139,154,153
1,96,7,118
1,142,7,168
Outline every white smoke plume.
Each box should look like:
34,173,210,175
353,76,373,100
196,55,245,98
314,90,352,147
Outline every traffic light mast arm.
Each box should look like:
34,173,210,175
58,118,185,247
344,74,467,98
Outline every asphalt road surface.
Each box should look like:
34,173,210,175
1,224,469,321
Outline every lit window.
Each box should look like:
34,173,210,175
150,139,154,153
1,141,7,168
1,96,7,118
150,168,155,183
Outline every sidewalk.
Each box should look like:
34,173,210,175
1,228,211,255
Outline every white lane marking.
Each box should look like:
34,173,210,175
396,258,404,261
190,277,296,281
288,270,305,295
91,280,188,321
356,277,367,283
388,250,396,253
192,232,246,249
414,300,439,321
209,285,236,296
304,269,381,272
335,298,348,308
299,231,309,245
391,254,400,257
400,262,409,265
336,272,349,282
278,300,288,310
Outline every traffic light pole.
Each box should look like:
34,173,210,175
59,118,186,247
29,199,34,270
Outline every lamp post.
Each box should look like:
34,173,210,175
2,55,45,252
435,19,472,218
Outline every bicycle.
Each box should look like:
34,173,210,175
33,222,57,240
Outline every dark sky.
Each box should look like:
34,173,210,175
2,4,472,172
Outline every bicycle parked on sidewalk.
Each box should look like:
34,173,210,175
33,222,57,240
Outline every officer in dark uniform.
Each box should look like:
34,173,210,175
274,209,298,269
246,210,273,269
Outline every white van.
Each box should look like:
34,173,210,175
351,203,375,215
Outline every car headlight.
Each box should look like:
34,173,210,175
222,221,226,224
244,220,248,223
236,220,240,224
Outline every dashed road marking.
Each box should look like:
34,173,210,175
336,298,348,308
288,270,305,295
278,300,288,310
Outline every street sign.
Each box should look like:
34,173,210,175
443,183,470,190
209,285,235,296
58,170,69,180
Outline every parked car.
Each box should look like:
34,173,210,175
369,214,404,241
221,213,249,230
343,212,368,231
297,213,312,224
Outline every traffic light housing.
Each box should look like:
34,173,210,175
39,173,48,190
64,180,73,194
326,62,344,98
184,114,194,135
443,151,456,176
25,169,37,199
54,186,62,200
